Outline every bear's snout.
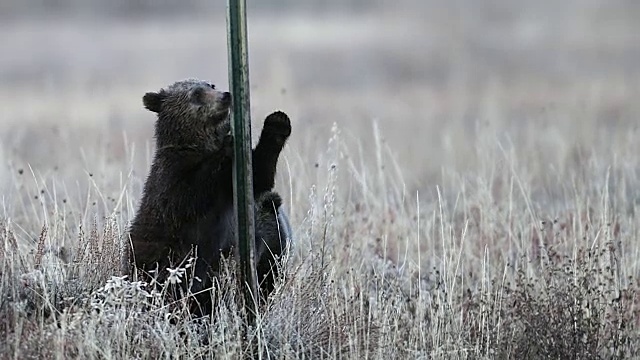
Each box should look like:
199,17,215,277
220,92,231,106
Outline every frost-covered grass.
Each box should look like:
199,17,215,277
2,120,639,358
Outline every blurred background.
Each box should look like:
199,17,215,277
0,0,639,202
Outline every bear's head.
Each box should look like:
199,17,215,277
142,79,232,150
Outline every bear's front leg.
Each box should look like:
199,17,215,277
252,111,291,194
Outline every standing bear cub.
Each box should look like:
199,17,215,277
129,79,292,315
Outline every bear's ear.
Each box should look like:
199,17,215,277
143,92,165,113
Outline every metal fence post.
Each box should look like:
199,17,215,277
226,0,258,313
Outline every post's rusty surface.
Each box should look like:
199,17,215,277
226,0,258,311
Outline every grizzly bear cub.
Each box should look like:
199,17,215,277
129,79,292,315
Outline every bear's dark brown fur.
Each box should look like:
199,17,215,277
129,79,291,315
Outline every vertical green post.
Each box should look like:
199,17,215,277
226,0,258,310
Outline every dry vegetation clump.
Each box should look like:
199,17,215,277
463,245,638,359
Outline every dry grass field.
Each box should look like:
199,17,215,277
1,1,640,358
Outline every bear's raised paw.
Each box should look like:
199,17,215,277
263,111,292,139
